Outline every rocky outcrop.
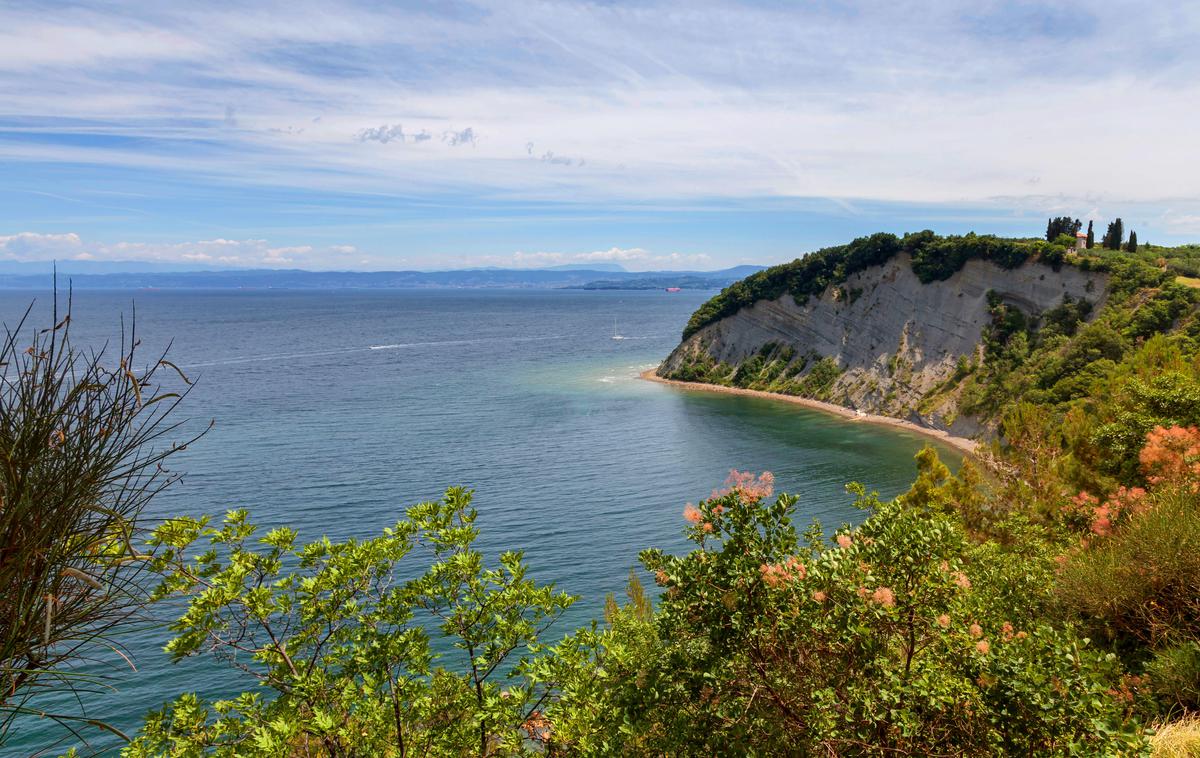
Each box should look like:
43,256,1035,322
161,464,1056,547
659,254,1108,436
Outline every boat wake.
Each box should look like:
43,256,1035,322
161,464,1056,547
181,335,567,368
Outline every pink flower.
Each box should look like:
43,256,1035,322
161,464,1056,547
954,571,972,590
936,614,951,628
1016,631,1028,640
1001,622,1014,640
654,569,669,586
784,556,807,580
812,590,827,602
969,623,983,638
871,587,895,608
714,470,775,502
1090,504,1112,536
760,557,806,587
975,640,990,654
683,503,702,524
856,586,870,600
760,563,786,587
837,534,853,549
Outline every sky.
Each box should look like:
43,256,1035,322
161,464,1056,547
2,0,1199,271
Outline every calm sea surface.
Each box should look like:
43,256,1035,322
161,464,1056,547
3,288,961,753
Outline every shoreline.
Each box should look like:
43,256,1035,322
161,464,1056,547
639,369,982,458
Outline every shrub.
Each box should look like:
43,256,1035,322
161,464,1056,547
549,466,1142,755
126,488,574,756
1145,642,1200,712
1056,485,1200,649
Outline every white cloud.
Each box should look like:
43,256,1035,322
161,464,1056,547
1160,212,1200,236
0,1,1198,224
0,232,85,258
504,246,712,270
0,232,713,271
0,232,357,267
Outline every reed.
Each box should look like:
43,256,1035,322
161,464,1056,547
0,287,204,747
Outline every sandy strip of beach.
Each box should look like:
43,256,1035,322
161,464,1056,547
639,369,981,458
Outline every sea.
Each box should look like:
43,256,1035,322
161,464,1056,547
1,288,961,754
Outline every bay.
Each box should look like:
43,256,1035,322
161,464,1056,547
1,288,961,753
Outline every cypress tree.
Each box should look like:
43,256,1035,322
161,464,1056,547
1125,230,1138,253
1103,218,1124,250
1086,220,1094,249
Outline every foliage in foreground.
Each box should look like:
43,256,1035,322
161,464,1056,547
125,464,1147,756
0,300,198,745
546,464,1142,756
126,487,573,757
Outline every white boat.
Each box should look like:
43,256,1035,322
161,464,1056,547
611,316,626,341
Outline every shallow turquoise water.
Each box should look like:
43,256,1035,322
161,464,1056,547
1,288,960,753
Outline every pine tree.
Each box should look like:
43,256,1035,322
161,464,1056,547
1044,216,1082,242
1086,220,1094,249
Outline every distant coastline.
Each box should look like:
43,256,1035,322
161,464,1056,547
639,369,981,458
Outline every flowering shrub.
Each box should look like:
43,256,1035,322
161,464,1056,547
1057,484,1200,650
554,469,1143,755
1065,487,1149,537
1140,424,1200,485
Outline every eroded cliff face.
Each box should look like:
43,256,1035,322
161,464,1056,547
659,254,1108,436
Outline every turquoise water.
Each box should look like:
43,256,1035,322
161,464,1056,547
1,289,960,753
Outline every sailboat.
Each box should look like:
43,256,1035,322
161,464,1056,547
611,316,626,341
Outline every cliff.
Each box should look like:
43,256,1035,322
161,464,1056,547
658,253,1108,437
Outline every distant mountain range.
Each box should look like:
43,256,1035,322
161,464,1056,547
0,264,765,291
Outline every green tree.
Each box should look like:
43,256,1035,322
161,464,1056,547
1125,230,1138,253
1086,220,1095,249
1046,217,1082,242
125,488,574,757
1104,218,1125,250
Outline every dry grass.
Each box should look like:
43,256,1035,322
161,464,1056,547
1150,714,1200,757
1175,275,1200,289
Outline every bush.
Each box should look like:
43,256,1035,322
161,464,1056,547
127,488,574,756
548,465,1142,755
1056,485,1200,649
1145,642,1200,712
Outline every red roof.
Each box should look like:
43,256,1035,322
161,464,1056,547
1076,231,1088,237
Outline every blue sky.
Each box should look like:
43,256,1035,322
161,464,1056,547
1,0,1198,271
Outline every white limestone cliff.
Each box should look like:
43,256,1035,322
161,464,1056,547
659,254,1108,436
